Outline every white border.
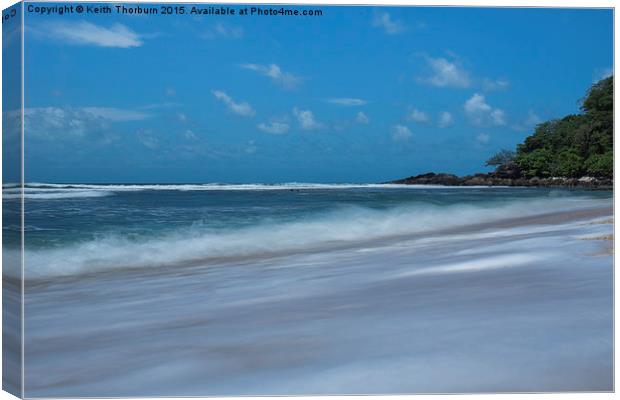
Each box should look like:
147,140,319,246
0,1,616,400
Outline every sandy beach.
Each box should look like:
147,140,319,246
21,201,613,396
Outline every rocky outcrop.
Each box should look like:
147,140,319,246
388,172,612,189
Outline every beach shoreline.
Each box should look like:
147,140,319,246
21,194,613,396
19,200,613,284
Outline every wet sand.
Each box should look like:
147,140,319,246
22,205,613,396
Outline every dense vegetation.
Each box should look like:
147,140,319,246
487,76,613,179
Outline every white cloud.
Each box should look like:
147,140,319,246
39,21,143,48
438,111,453,128
482,78,510,92
240,63,300,90
464,93,506,126
293,107,321,130
490,109,506,125
257,121,290,135
476,132,490,144
22,106,150,140
372,11,405,34
183,129,198,140
327,98,367,106
392,124,412,141
140,102,181,110
80,107,150,121
355,111,370,125
201,23,243,39
406,108,428,123
420,56,470,88
212,90,255,117
136,129,159,150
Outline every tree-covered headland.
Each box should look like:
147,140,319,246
487,76,613,179
391,77,612,188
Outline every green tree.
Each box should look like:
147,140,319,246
585,152,613,177
516,148,553,177
485,149,516,167
582,76,613,113
507,75,613,178
551,149,584,177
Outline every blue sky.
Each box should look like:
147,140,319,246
20,4,613,183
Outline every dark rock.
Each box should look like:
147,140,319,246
387,172,612,189
390,172,461,185
491,162,522,179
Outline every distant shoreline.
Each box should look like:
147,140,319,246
2,179,614,190
387,172,613,190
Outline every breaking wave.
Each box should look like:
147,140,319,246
12,196,607,278
2,181,502,198
3,190,114,200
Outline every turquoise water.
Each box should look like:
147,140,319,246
2,183,612,277
1,184,613,396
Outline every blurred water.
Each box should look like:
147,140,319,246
4,185,613,395
3,184,612,277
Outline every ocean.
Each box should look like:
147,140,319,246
2,184,614,396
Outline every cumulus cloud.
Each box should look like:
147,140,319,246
490,109,506,125
372,11,405,34
406,108,429,123
212,90,255,117
257,121,290,135
136,129,159,150
240,63,300,90
177,113,188,123
182,129,198,140
464,93,505,126
392,124,412,141
140,102,181,111
482,78,510,92
355,111,370,124
326,98,367,106
36,21,143,48
419,56,470,88
79,107,150,121
476,132,490,144
293,107,321,130
22,106,150,140
438,111,454,128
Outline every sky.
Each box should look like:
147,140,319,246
14,4,614,183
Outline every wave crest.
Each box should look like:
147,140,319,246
4,190,114,200
16,197,605,278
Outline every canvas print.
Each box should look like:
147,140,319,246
2,2,614,397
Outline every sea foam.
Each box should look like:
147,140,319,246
2,182,503,200
13,197,608,278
